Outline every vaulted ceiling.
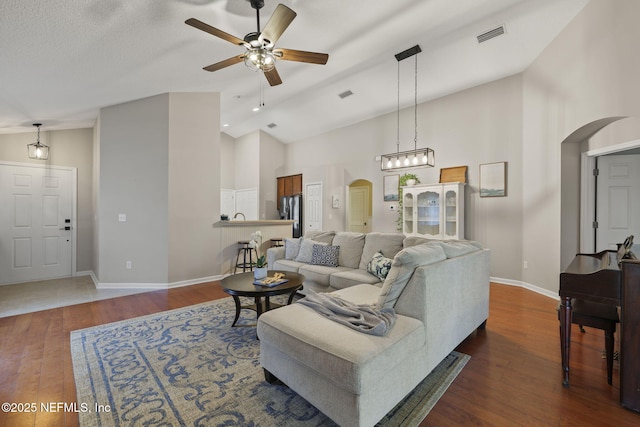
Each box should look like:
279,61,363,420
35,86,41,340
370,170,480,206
0,0,588,142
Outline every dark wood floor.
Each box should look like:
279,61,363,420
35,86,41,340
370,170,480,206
0,282,638,426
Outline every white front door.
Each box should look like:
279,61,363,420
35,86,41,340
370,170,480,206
305,182,322,233
596,154,640,251
0,163,75,284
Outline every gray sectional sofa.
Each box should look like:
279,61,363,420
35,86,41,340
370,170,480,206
259,231,491,427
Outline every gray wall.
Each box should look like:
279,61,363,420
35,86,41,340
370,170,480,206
167,92,220,282
0,128,94,273
285,74,524,281
521,0,640,294
97,92,220,284
98,94,170,284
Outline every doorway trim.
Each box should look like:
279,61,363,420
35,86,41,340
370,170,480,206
0,160,78,283
580,139,640,252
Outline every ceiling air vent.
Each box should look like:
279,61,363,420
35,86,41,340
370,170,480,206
267,123,277,128
477,25,506,44
338,90,354,99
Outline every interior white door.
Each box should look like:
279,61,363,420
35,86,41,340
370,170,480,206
348,186,368,233
305,182,322,233
596,154,640,251
0,163,74,284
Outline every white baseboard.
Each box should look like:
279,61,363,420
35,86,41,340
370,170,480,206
89,273,226,290
491,276,559,301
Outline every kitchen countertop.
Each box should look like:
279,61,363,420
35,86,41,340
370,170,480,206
216,220,294,226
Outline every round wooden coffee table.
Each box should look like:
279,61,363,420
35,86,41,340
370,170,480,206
221,270,304,327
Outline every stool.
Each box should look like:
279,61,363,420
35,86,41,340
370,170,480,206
234,241,258,274
270,238,284,247
557,299,619,385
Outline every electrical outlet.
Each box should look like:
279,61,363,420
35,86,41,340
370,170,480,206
119,214,127,222
523,260,528,269
126,261,132,269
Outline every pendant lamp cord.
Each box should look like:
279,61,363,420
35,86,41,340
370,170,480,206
414,54,418,151
396,60,400,157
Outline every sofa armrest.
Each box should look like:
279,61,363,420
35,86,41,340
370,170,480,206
267,246,285,267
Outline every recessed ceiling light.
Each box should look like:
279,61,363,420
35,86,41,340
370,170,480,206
223,123,229,127
252,107,260,112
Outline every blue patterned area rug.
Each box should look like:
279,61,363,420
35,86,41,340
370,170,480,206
71,297,469,426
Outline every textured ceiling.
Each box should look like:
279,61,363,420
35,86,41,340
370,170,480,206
0,0,588,142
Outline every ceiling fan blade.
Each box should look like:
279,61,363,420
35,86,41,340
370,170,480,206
264,67,283,86
185,18,246,46
259,4,296,46
203,55,245,72
275,48,329,65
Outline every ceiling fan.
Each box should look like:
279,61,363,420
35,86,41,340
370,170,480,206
186,0,329,86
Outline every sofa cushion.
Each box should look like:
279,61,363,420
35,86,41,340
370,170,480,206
305,230,336,244
284,237,302,260
332,232,366,268
402,236,433,248
332,283,382,306
436,240,483,258
377,243,447,309
299,264,351,287
311,244,340,267
258,304,425,395
272,259,306,273
295,239,328,263
359,232,405,270
330,269,381,290
367,251,393,280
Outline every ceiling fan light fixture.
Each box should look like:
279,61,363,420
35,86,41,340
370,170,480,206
244,48,276,71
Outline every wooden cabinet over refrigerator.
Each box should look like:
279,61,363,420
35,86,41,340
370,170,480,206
402,183,465,239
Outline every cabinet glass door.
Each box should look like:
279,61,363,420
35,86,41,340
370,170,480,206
403,192,414,234
417,190,440,236
444,189,457,237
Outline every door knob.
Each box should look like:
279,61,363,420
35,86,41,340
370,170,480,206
59,226,72,230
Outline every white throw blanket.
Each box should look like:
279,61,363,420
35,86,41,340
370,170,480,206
298,291,396,336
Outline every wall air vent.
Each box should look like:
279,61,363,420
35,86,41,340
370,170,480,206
267,123,277,128
338,90,354,99
477,25,506,43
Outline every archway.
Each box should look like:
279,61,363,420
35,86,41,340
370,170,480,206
347,179,373,233
560,116,629,269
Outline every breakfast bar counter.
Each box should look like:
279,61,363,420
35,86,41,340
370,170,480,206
214,220,293,274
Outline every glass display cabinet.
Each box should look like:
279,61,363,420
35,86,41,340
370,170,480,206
402,182,465,239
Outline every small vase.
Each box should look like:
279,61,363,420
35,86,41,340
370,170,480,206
254,267,268,280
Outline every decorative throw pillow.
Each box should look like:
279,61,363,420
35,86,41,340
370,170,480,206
284,238,302,260
311,244,340,267
295,239,327,263
367,251,393,280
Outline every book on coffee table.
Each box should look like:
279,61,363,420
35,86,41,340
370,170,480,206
253,278,289,287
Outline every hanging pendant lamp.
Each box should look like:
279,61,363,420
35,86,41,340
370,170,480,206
27,123,49,160
380,45,434,171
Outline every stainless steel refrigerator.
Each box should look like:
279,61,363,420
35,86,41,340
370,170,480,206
280,195,302,238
